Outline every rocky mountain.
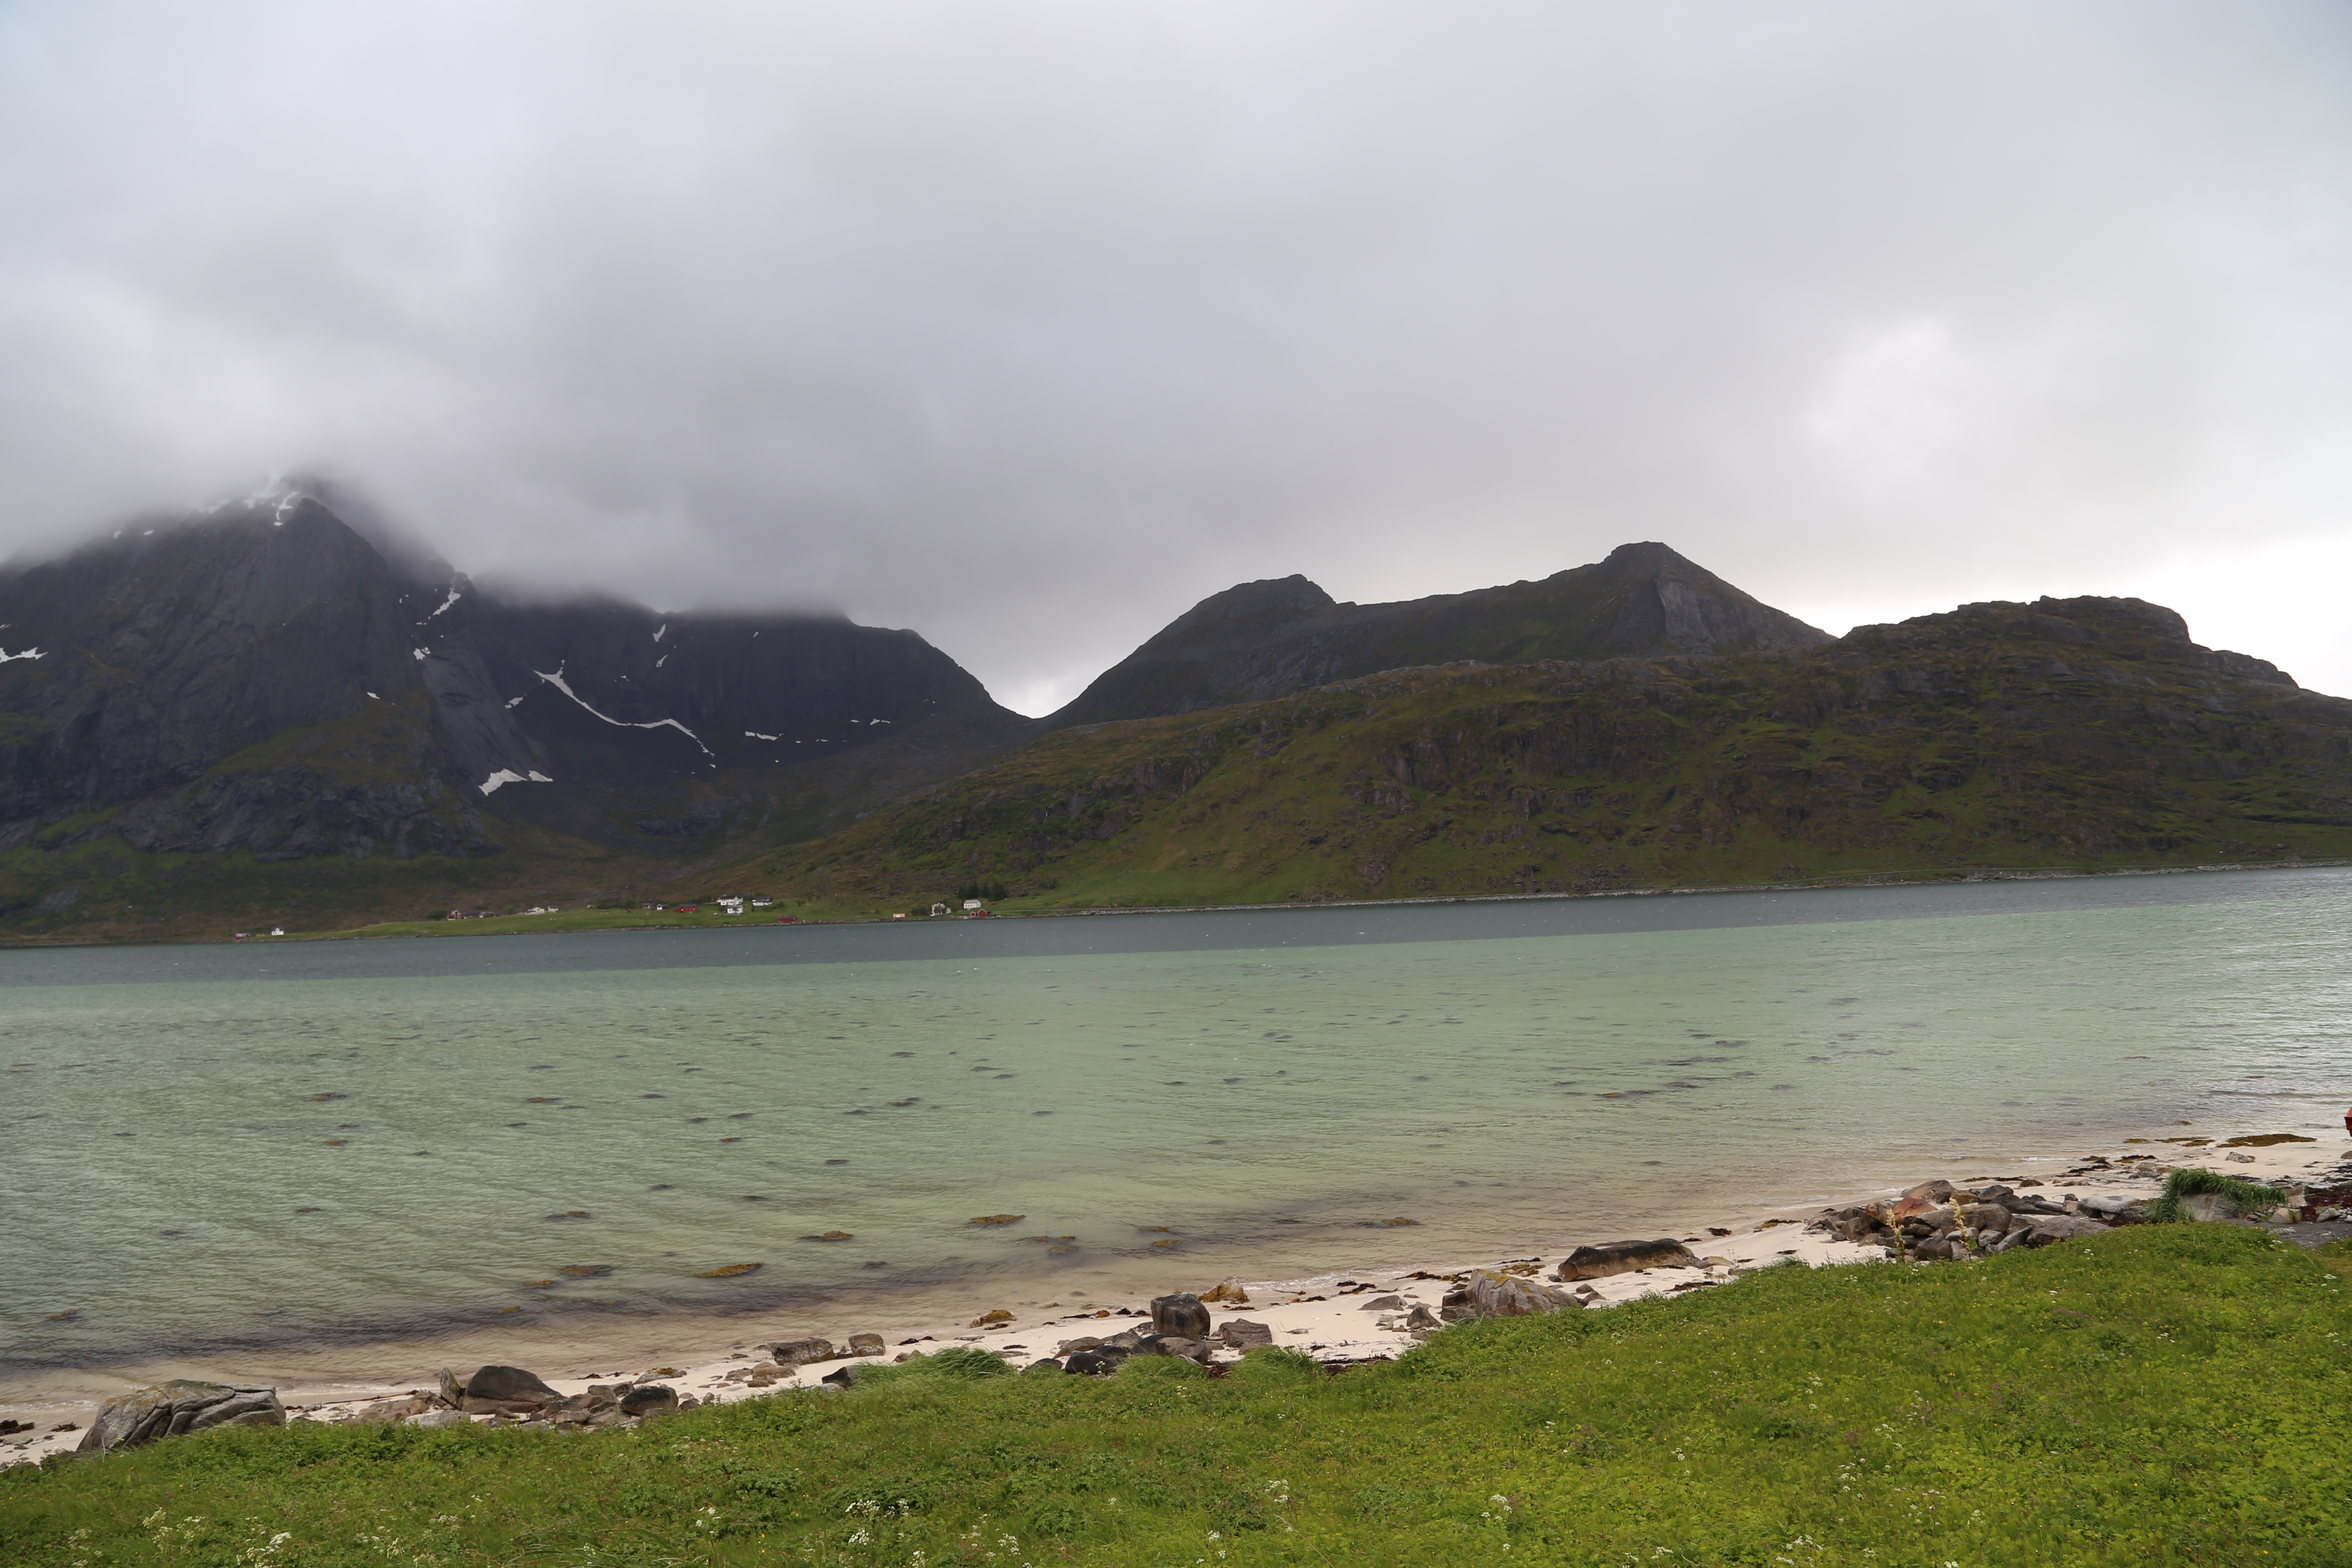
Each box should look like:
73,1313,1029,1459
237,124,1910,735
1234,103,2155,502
0,485,1029,900
1046,541,1831,728
738,594,2350,914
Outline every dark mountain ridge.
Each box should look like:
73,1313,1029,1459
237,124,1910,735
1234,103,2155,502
1047,541,1832,728
738,591,2344,915
0,487,1030,873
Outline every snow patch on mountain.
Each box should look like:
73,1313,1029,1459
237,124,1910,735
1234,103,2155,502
533,664,714,756
479,769,556,795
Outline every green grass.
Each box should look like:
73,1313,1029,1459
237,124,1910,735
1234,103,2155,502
9,1227,2351,1565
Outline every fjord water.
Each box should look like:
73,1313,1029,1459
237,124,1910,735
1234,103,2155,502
6,868,2349,1399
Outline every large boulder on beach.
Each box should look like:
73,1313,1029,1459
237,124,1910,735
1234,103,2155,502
459,1365,560,1414
768,1337,836,1366
1554,1239,1700,1282
1218,1319,1274,1347
1151,1292,1211,1339
1452,1270,1581,1319
78,1381,285,1453
2020,1213,2109,1246
619,1384,679,1418
1137,1333,1215,1365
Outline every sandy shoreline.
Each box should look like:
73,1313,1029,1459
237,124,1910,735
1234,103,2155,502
8,1127,2342,1469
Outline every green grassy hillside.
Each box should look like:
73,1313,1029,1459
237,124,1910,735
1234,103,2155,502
719,596,2352,916
6,1226,2348,1565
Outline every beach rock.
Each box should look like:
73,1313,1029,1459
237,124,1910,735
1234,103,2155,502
1955,1203,2011,1235
768,1337,836,1366
459,1365,560,1414
1554,1239,1700,1282
346,1397,430,1424
1102,1327,1149,1351
1063,1346,1130,1376
820,1366,857,1387
1998,1191,2068,1216
1217,1319,1274,1347
1199,1280,1250,1303
2078,1194,2135,1217
1151,1292,1212,1339
1405,1303,1442,1331
78,1381,285,1453
1358,1294,1405,1311
848,1333,886,1357
970,1308,1015,1328
1026,1358,1066,1374
1463,1270,1581,1317
1911,1236,1952,1262
619,1384,679,1419
407,1409,470,1429
1055,1335,1107,1357
1141,1334,1215,1365
2020,1213,2108,1246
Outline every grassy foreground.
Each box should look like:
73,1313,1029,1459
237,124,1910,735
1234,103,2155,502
8,1228,2351,1566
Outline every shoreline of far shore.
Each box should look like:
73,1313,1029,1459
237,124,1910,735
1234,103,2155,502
3,853,2346,952
7,1125,2346,1468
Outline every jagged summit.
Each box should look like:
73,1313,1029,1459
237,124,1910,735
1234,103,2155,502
1047,541,1831,729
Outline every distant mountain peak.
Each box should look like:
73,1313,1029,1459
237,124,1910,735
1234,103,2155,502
1049,542,1828,728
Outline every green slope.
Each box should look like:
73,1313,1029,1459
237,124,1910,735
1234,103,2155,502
6,1226,2350,1565
725,595,2352,915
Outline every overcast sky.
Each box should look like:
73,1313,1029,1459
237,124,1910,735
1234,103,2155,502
2,2,2346,711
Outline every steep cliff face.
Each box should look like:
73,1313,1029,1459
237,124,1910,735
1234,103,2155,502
1047,541,1831,728
0,488,1030,883
0,496,430,832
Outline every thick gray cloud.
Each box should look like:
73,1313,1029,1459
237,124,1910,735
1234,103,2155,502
2,0,2346,709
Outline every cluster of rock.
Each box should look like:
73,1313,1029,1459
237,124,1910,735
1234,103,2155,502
1028,1293,1228,1374
344,1365,685,1431
726,1334,889,1387
1810,1179,2134,1260
77,1381,287,1453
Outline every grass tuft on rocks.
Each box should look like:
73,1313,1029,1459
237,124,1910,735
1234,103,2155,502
6,1226,2351,1565
2143,1164,2288,1223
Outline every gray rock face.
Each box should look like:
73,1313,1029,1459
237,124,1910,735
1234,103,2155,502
1062,1345,1130,1376
2018,1214,2108,1246
460,1364,560,1414
768,1337,836,1366
1049,542,1834,729
1452,1270,1582,1319
618,1384,679,1418
1555,1239,1701,1282
1217,1319,1274,1347
77,1381,284,1453
1137,1334,1215,1365
1150,1292,1212,1339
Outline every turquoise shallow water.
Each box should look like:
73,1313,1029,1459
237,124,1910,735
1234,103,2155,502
5,869,2349,1397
